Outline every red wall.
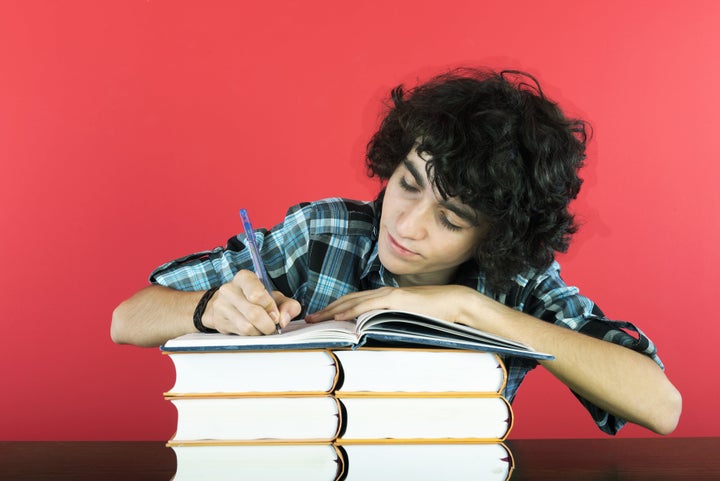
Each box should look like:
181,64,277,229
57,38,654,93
1,0,718,440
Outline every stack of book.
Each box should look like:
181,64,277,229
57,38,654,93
161,309,553,480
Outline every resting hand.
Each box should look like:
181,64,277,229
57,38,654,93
305,285,481,325
203,270,301,335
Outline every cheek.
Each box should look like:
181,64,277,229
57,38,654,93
380,188,408,226
380,186,396,218
442,236,480,262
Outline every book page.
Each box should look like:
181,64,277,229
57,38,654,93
355,309,553,359
163,319,359,350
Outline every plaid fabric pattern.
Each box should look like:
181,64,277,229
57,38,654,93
151,197,662,435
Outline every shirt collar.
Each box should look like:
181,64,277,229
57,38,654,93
359,194,399,288
360,235,399,287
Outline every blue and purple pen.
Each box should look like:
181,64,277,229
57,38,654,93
239,208,282,334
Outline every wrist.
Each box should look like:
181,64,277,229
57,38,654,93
193,286,220,333
456,288,514,334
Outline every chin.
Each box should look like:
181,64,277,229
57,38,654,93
377,246,408,276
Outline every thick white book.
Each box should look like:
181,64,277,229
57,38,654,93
163,348,507,396
170,396,342,442
337,395,512,441
164,350,338,395
169,394,511,443
338,442,514,481
169,443,343,481
334,348,506,393
168,442,514,481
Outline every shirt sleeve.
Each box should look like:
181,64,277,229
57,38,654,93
524,262,664,435
148,202,314,293
149,246,239,291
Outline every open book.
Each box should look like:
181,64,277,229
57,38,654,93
162,309,553,360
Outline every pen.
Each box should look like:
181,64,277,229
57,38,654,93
239,208,282,334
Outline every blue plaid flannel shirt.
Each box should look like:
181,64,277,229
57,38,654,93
150,197,663,435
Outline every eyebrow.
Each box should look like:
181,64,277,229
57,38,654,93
402,158,426,189
402,158,478,225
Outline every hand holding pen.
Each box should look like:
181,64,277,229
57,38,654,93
239,208,283,334
194,209,300,336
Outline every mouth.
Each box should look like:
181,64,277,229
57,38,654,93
387,232,420,257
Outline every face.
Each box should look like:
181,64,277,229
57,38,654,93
378,148,486,286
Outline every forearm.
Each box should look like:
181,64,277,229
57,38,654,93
111,285,203,347
457,294,682,435
307,284,681,434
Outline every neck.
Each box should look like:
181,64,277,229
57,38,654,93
394,269,456,287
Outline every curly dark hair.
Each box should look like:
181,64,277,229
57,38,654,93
366,68,589,290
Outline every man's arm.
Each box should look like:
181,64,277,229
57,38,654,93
465,298,682,435
308,285,682,435
111,271,302,347
111,285,204,347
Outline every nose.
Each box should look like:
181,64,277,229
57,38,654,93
396,201,430,240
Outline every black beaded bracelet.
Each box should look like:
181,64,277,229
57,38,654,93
193,286,220,333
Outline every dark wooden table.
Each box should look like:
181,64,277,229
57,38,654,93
0,438,717,480
506,437,719,480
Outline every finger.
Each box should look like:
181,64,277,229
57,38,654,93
209,297,264,336
216,291,280,335
209,271,280,335
308,287,396,322
306,295,365,322
319,288,390,312
307,297,368,322
234,270,281,324
272,292,302,329
237,302,282,335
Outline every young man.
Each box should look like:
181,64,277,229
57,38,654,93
111,68,681,436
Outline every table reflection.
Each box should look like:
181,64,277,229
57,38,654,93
1,438,719,480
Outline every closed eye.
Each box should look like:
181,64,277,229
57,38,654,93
400,174,470,232
439,212,462,231
399,176,420,193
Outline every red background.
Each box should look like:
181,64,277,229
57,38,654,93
1,0,717,440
